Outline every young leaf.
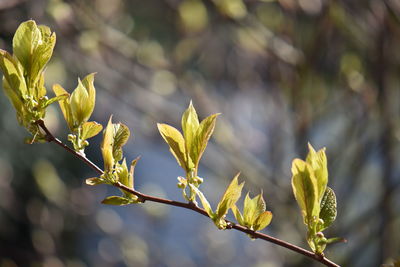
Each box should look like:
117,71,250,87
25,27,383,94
291,159,319,224
12,20,41,75
101,196,131,206
53,84,73,129
232,205,244,226
191,113,219,168
319,187,337,231
116,159,129,187
128,157,140,189
0,49,27,97
243,192,265,226
306,143,328,203
70,78,91,125
101,117,115,171
189,184,214,218
112,122,130,162
216,173,244,219
81,121,103,140
253,211,273,231
157,123,188,172
86,177,107,186
181,101,199,166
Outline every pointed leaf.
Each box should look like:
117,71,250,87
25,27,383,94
44,94,69,108
189,184,214,218
101,196,131,206
157,123,188,172
116,159,129,187
53,84,73,129
81,121,103,140
216,173,244,219
2,78,24,116
70,78,90,125
319,187,337,231
181,101,199,168
291,159,319,224
191,113,219,168
243,192,266,226
306,143,328,203
86,177,107,186
232,204,244,226
101,117,115,171
254,211,273,231
128,157,140,189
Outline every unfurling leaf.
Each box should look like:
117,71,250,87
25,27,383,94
232,205,244,226
128,157,140,189
182,101,199,168
191,113,219,168
243,192,265,226
81,121,103,140
306,143,328,203
157,123,188,171
53,84,73,129
86,177,107,186
112,122,130,162
291,159,319,224
101,196,132,206
319,187,337,231
101,117,115,171
216,173,244,219
70,73,96,126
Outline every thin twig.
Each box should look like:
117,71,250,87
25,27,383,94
36,120,341,267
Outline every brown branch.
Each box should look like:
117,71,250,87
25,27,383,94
36,120,341,267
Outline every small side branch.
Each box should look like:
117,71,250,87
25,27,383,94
36,120,340,267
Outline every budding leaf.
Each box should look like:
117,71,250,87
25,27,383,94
128,157,140,190
192,113,219,168
53,84,73,129
157,123,188,172
216,173,244,219
182,101,199,168
101,117,115,171
81,121,103,140
70,74,96,126
243,192,265,226
253,211,273,231
306,143,328,203
291,159,319,224
116,159,129,187
101,196,131,206
319,187,337,231
112,122,130,162
232,205,244,226
86,177,107,186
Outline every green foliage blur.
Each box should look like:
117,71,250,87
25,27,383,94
0,0,400,266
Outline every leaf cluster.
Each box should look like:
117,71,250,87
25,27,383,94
291,144,341,254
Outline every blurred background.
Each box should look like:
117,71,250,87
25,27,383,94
0,0,400,266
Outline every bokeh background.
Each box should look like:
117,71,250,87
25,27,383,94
1,0,400,266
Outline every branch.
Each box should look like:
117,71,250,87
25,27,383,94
36,120,340,267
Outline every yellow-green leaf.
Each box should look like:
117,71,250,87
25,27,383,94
191,113,219,168
116,159,129,187
216,173,244,219
86,177,107,186
81,121,103,140
181,101,199,168
12,20,41,76
70,79,90,126
291,159,319,224
101,117,115,171
53,84,73,129
112,122,130,162
232,204,244,226
2,78,24,117
128,157,140,189
189,184,214,218
306,143,328,203
0,49,27,97
254,211,273,231
157,123,188,172
101,196,131,206
319,187,337,231
243,192,266,226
